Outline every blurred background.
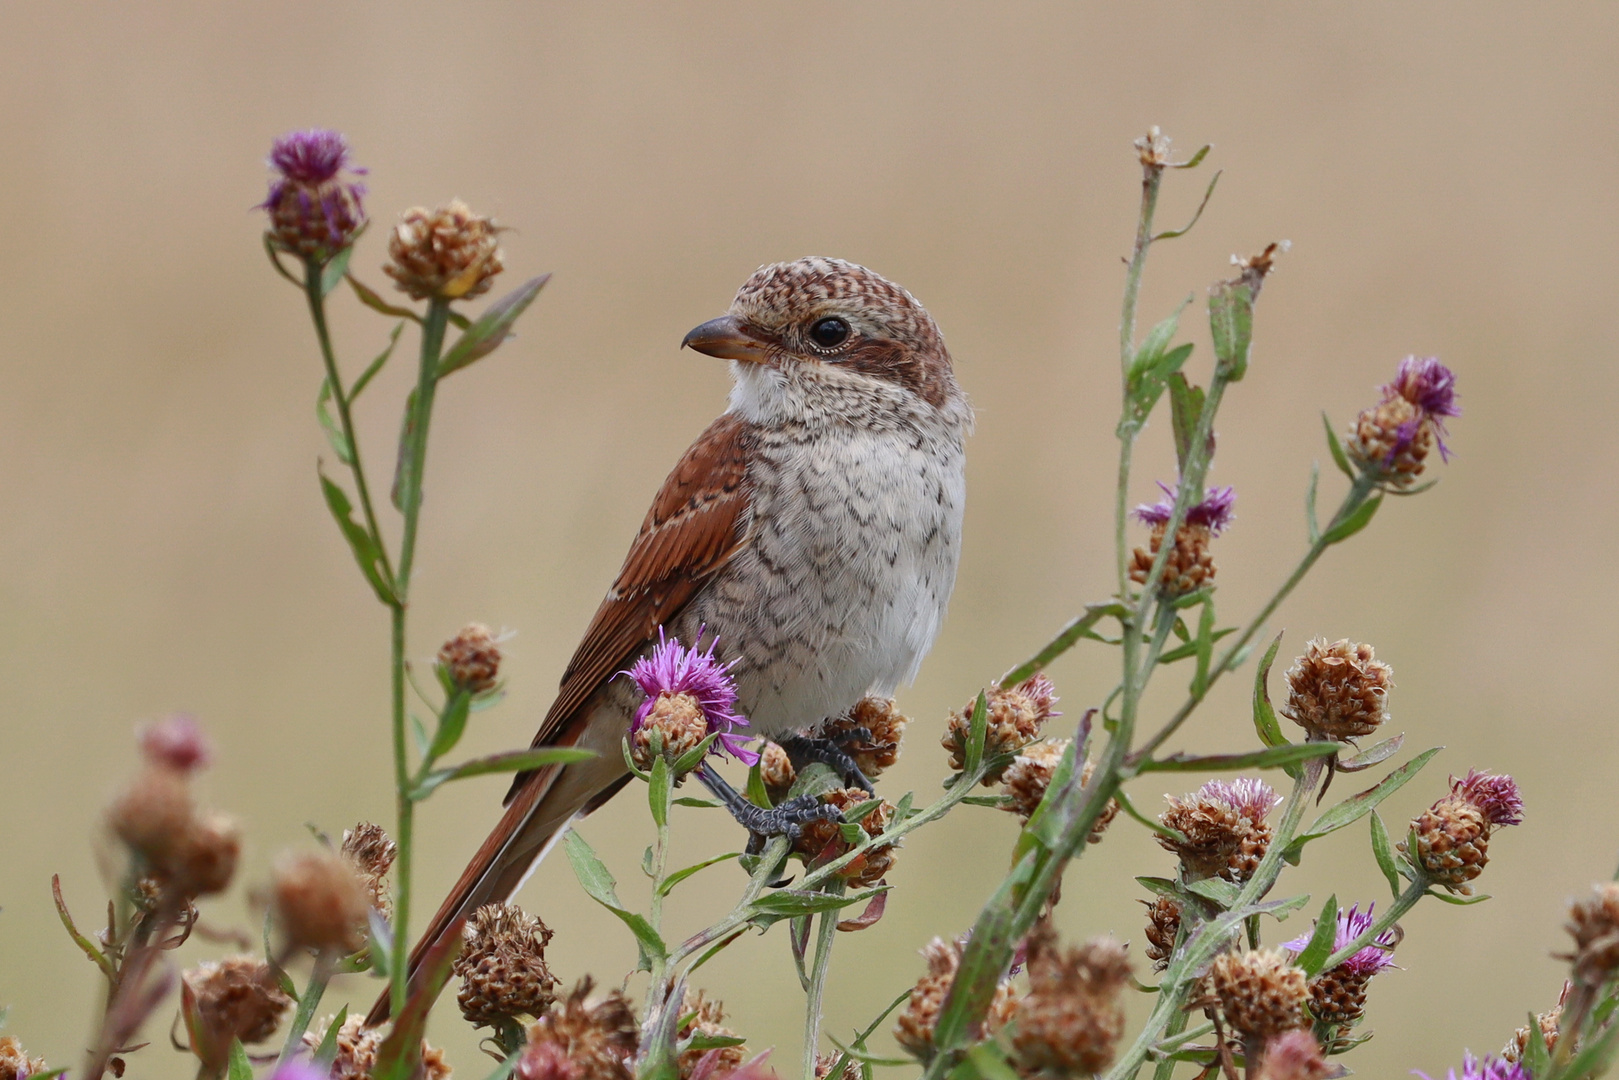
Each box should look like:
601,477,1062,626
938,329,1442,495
1,3,1614,1076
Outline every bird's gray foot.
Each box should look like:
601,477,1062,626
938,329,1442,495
696,762,842,842
780,732,877,795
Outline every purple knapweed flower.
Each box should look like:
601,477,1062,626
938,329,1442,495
1386,355,1460,463
1451,769,1524,827
261,129,368,259
1283,902,1398,977
138,713,212,773
1415,1053,1530,1080
623,629,758,766
1133,482,1236,535
1197,777,1281,821
268,1062,330,1080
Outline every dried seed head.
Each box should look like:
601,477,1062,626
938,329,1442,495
108,765,195,865
794,788,897,887
1282,639,1392,742
824,697,910,778
758,741,796,801
139,715,213,773
261,130,368,263
894,938,1014,1061
0,1036,47,1080
1405,771,1523,892
1566,882,1619,984
304,1014,450,1080
813,1055,859,1080
630,693,710,772
439,624,502,694
454,903,560,1027
341,822,397,914
272,848,370,953
1143,896,1182,971
676,989,745,1078
1502,1001,1563,1064
1158,778,1280,882
1130,485,1235,597
170,811,243,897
1001,743,1120,841
1136,126,1171,169
943,674,1059,781
1010,934,1132,1076
1252,1029,1332,1080
384,200,504,301
523,978,638,1080
1348,356,1460,487
1209,948,1309,1039
181,956,293,1067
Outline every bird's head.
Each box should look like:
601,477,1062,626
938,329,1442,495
682,256,964,425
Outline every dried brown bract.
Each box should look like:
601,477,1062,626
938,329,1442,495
385,201,505,301
1142,896,1182,972
181,956,292,1068
304,1014,451,1080
439,624,502,694
1566,882,1619,984
523,978,638,1080
1010,932,1132,1076
1282,638,1392,742
943,675,1059,782
1252,1029,1332,1080
341,822,398,914
893,938,1014,1062
1209,948,1309,1039
0,1036,47,1080
1158,778,1279,883
758,741,796,802
455,903,560,1027
824,697,910,779
1001,742,1120,841
630,692,711,772
272,848,370,953
1403,770,1523,893
795,788,897,887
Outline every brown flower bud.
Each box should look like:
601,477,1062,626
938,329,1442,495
1001,742,1120,841
794,788,897,888
943,674,1059,782
1130,522,1217,596
341,822,398,915
758,741,796,802
180,956,293,1068
1010,933,1132,1076
1566,882,1619,984
1403,771,1523,893
272,848,370,953
824,697,910,779
170,811,243,897
1209,948,1309,1039
1252,1029,1332,1080
523,979,638,1080
1281,639,1392,742
894,938,1014,1062
454,903,560,1027
0,1036,47,1080
676,989,746,1078
1143,896,1182,971
439,623,502,694
305,1015,451,1080
1158,779,1279,883
630,692,709,772
385,201,505,301
108,765,194,865
1503,1000,1564,1064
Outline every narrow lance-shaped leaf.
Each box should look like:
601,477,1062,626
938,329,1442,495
1321,491,1383,545
316,378,353,464
1323,412,1356,480
1282,746,1443,861
426,691,471,764
415,746,596,797
562,830,667,966
1251,632,1289,749
1305,462,1321,544
1002,602,1127,686
1369,811,1404,899
318,469,394,604
1142,741,1343,773
1293,894,1339,976
1208,278,1255,382
351,321,405,401
438,274,553,378
319,244,355,297
227,1040,254,1080
1169,373,1207,475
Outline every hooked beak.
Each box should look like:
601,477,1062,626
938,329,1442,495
681,315,771,364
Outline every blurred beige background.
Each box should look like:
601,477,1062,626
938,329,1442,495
2,3,1614,1077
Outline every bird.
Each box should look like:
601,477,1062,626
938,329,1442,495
369,255,971,1022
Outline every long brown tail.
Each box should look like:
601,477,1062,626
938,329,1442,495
364,736,628,1026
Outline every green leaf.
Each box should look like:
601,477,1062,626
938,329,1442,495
657,852,740,897
316,378,353,464
1323,412,1356,480
1158,627,1235,664
1142,742,1344,773
1129,300,1190,381
963,1042,1022,1080
427,691,471,764
1293,895,1339,976
319,244,355,297
1153,170,1222,239
931,851,1036,1054
227,1039,253,1080
1208,278,1255,381
317,469,394,604
1023,739,1079,850
1282,747,1442,861
414,746,596,797
367,909,394,980
1186,877,1241,908
562,830,667,966
373,927,462,1080
1135,876,1185,900
480,1047,525,1080
963,692,990,776
263,232,303,287
1305,462,1321,544
751,888,887,917
1001,603,1126,686
1172,144,1212,169
1191,596,1217,698
1121,301,1194,434
1337,732,1405,772
1426,888,1491,905
439,275,552,378
313,1009,348,1069
1369,812,1403,898
682,1032,749,1052
669,731,721,776
1321,492,1383,545
1168,373,1207,475
1251,632,1289,749
648,755,672,829
52,875,116,981
745,760,772,809
348,275,423,324
351,322,405,401
962,794,1009,808
1522,1010,1552,1078
673,796,720,809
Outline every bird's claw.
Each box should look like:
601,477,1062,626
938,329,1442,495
780,734,876,794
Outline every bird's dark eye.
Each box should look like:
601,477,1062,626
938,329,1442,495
808,316,851,349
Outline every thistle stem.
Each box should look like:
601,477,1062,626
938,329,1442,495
801,898,843,1080
275,950,333,1068
1320,876,1425,971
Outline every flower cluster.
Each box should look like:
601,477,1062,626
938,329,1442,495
1282,903,1398,1029
385,199,505,301
894,937,1017,1061
455,902,560,1028
1130,483,1235,596
942,674,1060,781
1010,928,1132,1075
1158,777,1280,882
1000,740,1119,841
1282,637,1392,742
1404,770,1523,893
1348,356,1460,486
623,630,757,770
261,129,368,263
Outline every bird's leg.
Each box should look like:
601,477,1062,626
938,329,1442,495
695,762,841,842
780,731,876,795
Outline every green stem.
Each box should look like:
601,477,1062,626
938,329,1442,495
276,950,333,1068
302,262,394,588
801,898,843,1080
387,298,450,1018
1151,1011,1196,1080
1320,876,1425,971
